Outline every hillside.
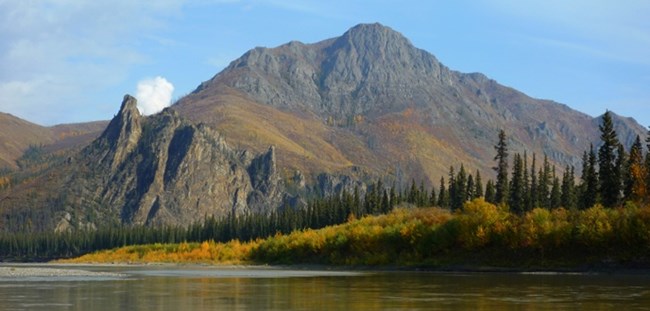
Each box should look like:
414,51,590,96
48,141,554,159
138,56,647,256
175,23,646,186
0,113,106,170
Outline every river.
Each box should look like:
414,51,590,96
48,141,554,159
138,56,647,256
1,264,649,310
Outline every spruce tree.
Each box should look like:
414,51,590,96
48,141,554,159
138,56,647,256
616,143,627,203
580,145,599,209
474,170,484,198
522,151,530,211
493,130,509,205
437,177,449,208
538,155,551,209
550,167,561,209
509,153,525,213
429,186,437,207
448,166,456,209
381,189,391,213
466,174,475,200
485,179,496,204
407,179,418,204
453,165,468,210
418,180,428,206
529,153,538,210
561,165,577,210
598,111,621,207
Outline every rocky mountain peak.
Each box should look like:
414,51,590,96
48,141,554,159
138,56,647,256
333,23,414,54
176,22,647,186
97,94,142,170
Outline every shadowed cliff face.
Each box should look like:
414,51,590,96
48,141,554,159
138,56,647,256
177,23,646,185
0,95,286,232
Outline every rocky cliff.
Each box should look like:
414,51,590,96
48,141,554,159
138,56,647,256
0,95,286,232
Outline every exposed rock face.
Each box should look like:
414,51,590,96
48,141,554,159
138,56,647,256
179,23,646,184
0,96,286,231
97,95,142,171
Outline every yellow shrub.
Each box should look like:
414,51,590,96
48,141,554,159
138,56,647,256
456,198,512,248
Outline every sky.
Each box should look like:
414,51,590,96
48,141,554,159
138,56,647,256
0,0,649,128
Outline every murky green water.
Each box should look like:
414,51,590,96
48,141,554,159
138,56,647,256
1,264,649,310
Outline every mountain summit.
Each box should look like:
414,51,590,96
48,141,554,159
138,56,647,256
176,23,645,183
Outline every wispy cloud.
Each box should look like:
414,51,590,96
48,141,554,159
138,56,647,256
484,0,650,66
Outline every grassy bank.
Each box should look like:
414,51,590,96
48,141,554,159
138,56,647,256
61,199,650,269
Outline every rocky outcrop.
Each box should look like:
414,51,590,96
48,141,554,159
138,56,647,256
92,96,285,226
96,95,142,171
1,95,287,231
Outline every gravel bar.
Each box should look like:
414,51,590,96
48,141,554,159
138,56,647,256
0,267,126,278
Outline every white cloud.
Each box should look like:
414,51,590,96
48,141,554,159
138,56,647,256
135,77,175,115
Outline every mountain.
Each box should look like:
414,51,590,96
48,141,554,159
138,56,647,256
0,113,106,170
0,23,646,232
0,113,53,169
175,23,646,184
0,95,284,232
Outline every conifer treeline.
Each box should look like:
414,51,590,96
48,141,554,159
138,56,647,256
390,111,650,213
0,180,402,261
487,111,650,212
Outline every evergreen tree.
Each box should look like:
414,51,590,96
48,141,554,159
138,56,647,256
466,174,475,200
448,166,456,209
561,165,577,210
509,153,525,213
474,170,484,198
407,179,418,204
429,186,437,207
522,151,530,211
418,180,428,206
616,143,627,203
389,184,397,210
529,153,538,210
381,189,391,213
453,165,468,210
353,186,361,217
485,179,496,204
580,145,599,209
538,155,551,209
437,177,449,208
493,130,509,204
598,111,621,207
550,167,561,209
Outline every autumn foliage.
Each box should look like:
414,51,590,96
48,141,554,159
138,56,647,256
63,199,650,268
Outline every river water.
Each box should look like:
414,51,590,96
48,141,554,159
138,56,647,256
1,264,649,310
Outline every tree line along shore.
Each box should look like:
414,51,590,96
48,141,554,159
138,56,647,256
2,111,650,269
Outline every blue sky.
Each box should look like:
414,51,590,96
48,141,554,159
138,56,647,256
1,0,649,129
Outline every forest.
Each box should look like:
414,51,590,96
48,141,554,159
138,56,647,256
2,111,650,266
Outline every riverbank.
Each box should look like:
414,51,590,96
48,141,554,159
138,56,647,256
56,201,650,272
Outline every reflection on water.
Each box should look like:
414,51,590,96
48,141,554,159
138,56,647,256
1,265,650,310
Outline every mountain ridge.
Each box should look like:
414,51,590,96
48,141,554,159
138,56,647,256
175,22,645,184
